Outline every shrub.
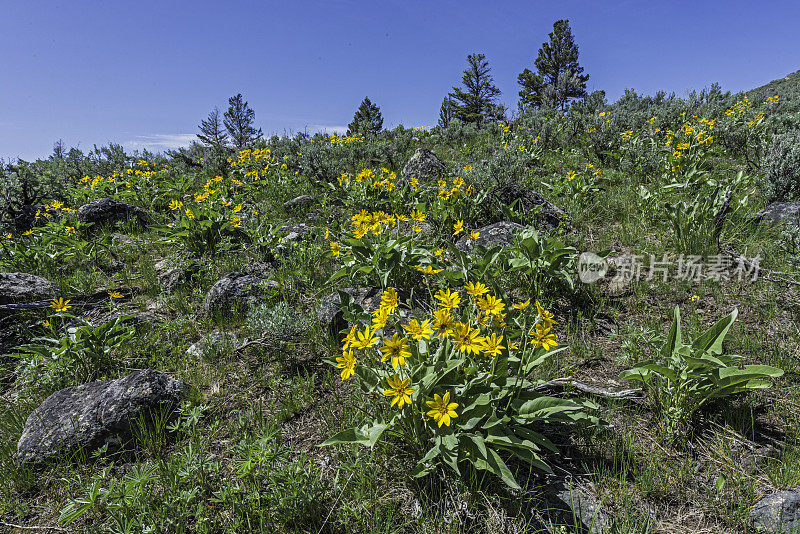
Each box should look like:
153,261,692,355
762,131,800,201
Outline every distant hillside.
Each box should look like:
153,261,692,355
746,69,800,112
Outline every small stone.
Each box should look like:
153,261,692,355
203,272,279,316
283,195,316,210
77,198,149,228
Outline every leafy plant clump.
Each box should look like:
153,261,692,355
620,306,783,442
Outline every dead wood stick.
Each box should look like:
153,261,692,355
531,377,642,399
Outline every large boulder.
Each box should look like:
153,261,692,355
203,271,279,316
15,370,185,465
756,202,800,226
76,198,149,228
456,221,524,254
402,148,446,182
318,287,385,335
751,489,800,533
482,186,569,231
0,272,58,304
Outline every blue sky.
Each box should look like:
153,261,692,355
1,0,797,161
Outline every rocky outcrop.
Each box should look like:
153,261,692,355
756,202,800,225
401,149,446,182
456,221,524,254
483,186,569,231
203,271,279,316
0,272,58,305
751,489,800,533
318,287,385,335
76,198,149,228
15,370,185,465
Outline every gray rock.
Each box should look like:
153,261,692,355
536,477,611,534
77,198,149,228
282,195,315,211
402,148,446,182
156,260,200,292
15,369,185,465
456,221,524,254
318,287,385,335
483,186,569,231
13,204,56,232
0,272,58,305
278,223,312,242
186,332,238,358
203,272,279,316
757,202,800,225
751,489,800,533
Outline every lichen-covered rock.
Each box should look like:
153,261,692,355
15,370,185,465
0,272,58,305
202,272,279,316
401,148,446,182
155,260,200,292
282,195,315,211
756,202,800,225
318,287,385,334
456,221,524,254
186,332,238,358
76,198,149,228
751,489,800,533
278,223,312,242
536,477,611,534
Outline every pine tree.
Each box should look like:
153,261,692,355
438,97,455,128
224,94,262,149
448,53,502,126
347,97,383,137
198,107,229,147
518,19,589,110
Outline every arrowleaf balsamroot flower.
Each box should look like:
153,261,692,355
513,298,531,310
481,333,505,358
380,333,412,369
426,392,459,427
329,241,341,257
403,319,433,341
453,323,484,355
535,301,556,328
384,374,414,408
381,288,398,312
465,281,489,298
108,291,123,299
337,350,357,380
434,288,460,310
352,326,377,350
49,298,71,312
453,220,464,236
531,323,558,351
432,308,456,339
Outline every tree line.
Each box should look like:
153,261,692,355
197,19,590,145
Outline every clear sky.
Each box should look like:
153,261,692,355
1,0,797,161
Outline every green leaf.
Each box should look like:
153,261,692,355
691,308,737,355
661,306,682,360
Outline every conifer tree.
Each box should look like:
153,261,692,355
197,107,229,147
224,94,262,149
347,97,383,137
438,97,455,128
448,53,502,126
518,19,589,110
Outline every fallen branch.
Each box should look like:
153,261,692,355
531,378,642,399
0,521,68,532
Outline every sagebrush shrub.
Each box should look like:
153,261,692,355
762,131,800,201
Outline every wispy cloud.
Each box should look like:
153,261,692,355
308,124,348,135
124,133,196,152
